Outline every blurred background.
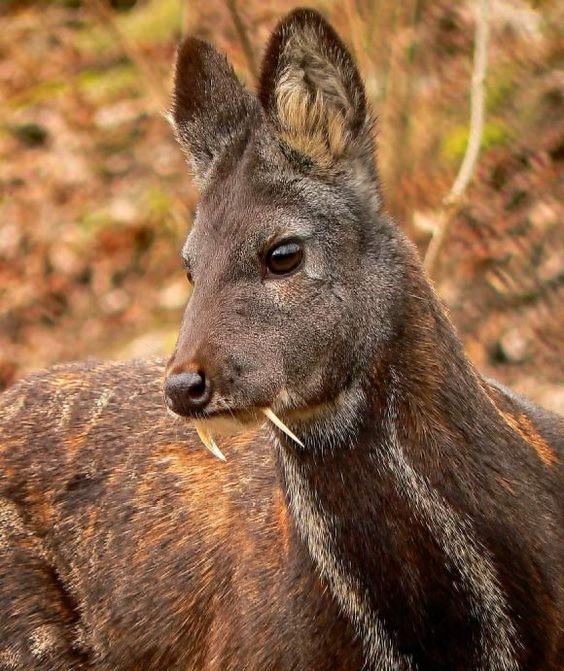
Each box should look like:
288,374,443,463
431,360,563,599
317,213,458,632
0,0,562,411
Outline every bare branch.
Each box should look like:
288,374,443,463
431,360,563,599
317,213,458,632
424,0,490,278
86,0,169,111
226,0,258,83
85,0,191,229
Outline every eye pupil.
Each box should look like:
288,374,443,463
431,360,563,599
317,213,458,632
266,240,304,276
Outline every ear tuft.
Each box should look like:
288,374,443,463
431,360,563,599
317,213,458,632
171,37,261,186
259,9,371,169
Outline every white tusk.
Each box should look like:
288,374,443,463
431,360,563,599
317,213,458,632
194,423,226,462
262,408,304,448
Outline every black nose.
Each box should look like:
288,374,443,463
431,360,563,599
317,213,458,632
164,370,212,416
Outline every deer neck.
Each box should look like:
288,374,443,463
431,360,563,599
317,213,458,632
274,276,518,671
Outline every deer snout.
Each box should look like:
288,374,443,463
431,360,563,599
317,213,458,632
164,366,212,416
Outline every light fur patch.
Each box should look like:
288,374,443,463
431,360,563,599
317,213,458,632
499,410,557,467
53,377,86,430
29,624,59,659
384,381,518,671
279,449,412,671
0,649,21,670
0,498,25,551
63,389,114,458
275,26,359,167
57,395,76,430
276,75,349,166
0,395,25,423
86,389,113,428
275,488,291,559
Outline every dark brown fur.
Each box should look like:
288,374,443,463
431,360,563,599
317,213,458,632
1,8,562,671
0,360,366,670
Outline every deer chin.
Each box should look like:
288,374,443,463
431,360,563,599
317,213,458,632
192,409,260,436
270,381,368,448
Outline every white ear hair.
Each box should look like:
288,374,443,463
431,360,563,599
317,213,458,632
258,9,373,170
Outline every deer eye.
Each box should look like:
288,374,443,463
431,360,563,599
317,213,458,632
182,259,193,284
265,239,304,276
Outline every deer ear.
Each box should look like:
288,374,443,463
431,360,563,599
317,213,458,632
171,37,261,186
258,9,372,170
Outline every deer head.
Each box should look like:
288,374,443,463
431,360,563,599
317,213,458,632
165,9,407,443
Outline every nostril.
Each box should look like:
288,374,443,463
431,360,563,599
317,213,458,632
186,370,207,401
165,369,212,416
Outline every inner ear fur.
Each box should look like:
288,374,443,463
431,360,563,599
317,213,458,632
171,37,261,187
259,9,372,169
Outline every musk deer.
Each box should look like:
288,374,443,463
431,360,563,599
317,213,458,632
0,8,562,671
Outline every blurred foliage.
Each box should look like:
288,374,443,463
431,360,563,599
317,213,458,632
0,0,562,412
77,0,182,53
441,121,511,163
